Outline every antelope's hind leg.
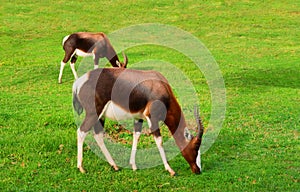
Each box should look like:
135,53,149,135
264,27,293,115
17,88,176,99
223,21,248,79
93,54,100,69
77,114,98,173
93,118,119,171
70,55,78,80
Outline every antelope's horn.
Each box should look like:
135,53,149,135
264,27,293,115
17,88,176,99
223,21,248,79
122,51,128,66
194,105,204,140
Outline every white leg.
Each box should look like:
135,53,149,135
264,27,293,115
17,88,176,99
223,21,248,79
58,61,66,83
129,131,141,170
93,53,99,70
154,136,176,176
93,132,118,171
70,63,78,80
77,128,88,173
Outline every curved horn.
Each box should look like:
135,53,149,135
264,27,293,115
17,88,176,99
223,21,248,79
122,51,128,67
194,105,204,140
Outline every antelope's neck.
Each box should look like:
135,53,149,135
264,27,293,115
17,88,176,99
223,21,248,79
173,125,190,151
106,48,119,67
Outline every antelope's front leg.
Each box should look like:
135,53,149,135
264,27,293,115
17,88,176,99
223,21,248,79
58,61,66,84
146,114,176,176
129,119,143,170
152,130,176,176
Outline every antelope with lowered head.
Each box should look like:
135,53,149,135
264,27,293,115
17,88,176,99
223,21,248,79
72,67,204,176
59,32,128,83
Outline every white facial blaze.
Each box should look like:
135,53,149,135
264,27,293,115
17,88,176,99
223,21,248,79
196,149,201,171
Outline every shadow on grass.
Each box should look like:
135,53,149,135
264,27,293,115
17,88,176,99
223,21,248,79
225,67,300,89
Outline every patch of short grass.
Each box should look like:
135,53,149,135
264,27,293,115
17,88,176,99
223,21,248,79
1,0,299,191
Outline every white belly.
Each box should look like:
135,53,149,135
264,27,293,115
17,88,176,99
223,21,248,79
102,101,143,121
75,49,94,57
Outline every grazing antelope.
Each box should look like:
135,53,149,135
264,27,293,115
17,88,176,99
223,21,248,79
72,68,204,175
58,32,128,83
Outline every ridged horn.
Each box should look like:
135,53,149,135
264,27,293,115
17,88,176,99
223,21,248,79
122,51,128,67
194,105,204,140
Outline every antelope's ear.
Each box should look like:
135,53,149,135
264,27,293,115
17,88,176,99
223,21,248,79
116,61,121,67
184,128,193,141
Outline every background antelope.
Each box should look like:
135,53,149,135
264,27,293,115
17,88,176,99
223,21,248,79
59,32,128,83
72,67,204,175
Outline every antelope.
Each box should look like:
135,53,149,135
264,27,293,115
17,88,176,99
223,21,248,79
72,68,204,176
58,32,128,83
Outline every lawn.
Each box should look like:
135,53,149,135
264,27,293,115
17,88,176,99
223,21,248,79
0,0,299,191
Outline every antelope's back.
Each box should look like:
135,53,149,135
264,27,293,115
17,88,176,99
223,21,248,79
91,68,172,112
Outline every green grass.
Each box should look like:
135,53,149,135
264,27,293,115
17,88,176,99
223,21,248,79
1,0,299,191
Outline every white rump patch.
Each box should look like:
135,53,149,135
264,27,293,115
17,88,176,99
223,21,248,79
102,101,143,121
62,35,70,46
72,73,89,94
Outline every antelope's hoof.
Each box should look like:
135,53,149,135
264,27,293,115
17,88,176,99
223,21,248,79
78,167,86,173
112,165,119,171
170,171,177,177
130,163,137,171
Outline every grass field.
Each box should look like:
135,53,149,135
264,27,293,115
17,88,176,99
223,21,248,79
1,0,299,191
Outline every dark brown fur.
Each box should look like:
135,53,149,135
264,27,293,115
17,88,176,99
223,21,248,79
62,32,128,67
73,68,204,174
